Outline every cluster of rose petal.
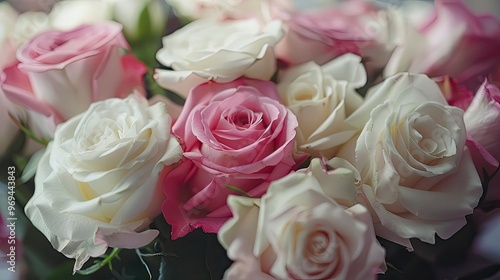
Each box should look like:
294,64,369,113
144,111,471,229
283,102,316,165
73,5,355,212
1,0,500,278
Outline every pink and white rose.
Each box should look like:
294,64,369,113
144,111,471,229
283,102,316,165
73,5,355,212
277,53,365,158
385,0,500,85
464,80,500,202
154,18,283,97
218,158,385,280
24,94,182,272
274,1,403,77
344,73,483,248
1,22,147,138
436,76,474,111
162,78,301,239
164,0,289,21
0,3,20,157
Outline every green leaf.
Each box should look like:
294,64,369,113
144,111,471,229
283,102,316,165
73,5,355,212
387,262,402,274
136,4,152,41
225,185,252,198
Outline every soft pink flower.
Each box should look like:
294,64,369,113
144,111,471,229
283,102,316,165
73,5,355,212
464,80,500,203
1,22,146,137
491,66,500,87
436,76,474,110
162,78,301,239
411,0,500,84
0,3,21,157
274,1,400,76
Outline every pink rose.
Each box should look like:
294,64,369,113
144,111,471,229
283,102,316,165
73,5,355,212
162,79,301,239
1,22,146,137
410,0,500,84
464,80,500,203
274,1,399,75
436,76,474,110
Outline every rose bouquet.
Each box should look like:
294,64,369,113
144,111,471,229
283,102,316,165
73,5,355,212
0,0,499,279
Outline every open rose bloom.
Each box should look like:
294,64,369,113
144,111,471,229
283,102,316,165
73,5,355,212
1,21,146,138
219,158,385,280
162,78,302,239
24,95,182,272
6,0,500,279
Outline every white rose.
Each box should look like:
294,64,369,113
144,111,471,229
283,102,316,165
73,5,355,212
9,11,50,46
219,158,385,280
24,94,182,272
49,0,113,30
0,2,49,51
50,0,167,41
0,2,18,67
154,18,283,97
277,53,365,158
345,73,483,248
164,0,289,21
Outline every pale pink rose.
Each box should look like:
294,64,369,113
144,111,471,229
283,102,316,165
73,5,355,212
0,3,21,156
491,65,500,87
218,158,385,280
1,22,147,137
464,80,500,203
162,78,302,239
274,1,401,76
462,0,500,22
390,0,500,85
435,76,474,111
165,0,291,21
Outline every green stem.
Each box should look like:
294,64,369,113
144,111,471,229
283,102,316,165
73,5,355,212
76,248,122,275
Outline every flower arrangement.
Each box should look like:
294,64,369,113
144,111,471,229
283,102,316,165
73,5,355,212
0,0,499,279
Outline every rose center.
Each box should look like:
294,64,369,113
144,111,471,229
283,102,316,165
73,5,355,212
306,230,335,263
49,38,67,51
226,109,262,129
291,84,319,103
410,114,452,157
80,119,121,150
